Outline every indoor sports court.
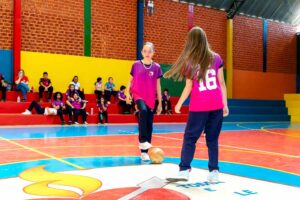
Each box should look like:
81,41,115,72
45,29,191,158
0,0,300,200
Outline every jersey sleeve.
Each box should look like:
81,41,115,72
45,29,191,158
157,65,163,79
130,63,136,76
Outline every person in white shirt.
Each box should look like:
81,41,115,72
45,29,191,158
70,76,85,100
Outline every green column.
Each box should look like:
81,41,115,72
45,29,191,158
84,0,91,56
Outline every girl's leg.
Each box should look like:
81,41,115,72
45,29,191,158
99,113,104,124
104,111,108,123
204,109,223,172
28,101,45,114
146,106,154,143
104,90,111,102
179,111,209,171
136,100,149,144
39,86,44,99
162,100,166,114
167,100,172,112
48,86,53,100
57,109,65,122
1,86,6,101
73,109,79,123
81,109,87,122
65,106,73,123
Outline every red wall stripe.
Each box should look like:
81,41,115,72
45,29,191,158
13,0,21,78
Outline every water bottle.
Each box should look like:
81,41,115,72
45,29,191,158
91,108,94,115
17,96,21,103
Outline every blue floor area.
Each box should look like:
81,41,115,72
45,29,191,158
0,122,294,140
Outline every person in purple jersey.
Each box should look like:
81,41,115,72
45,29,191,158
52,92,71,125
66,93,87,125
118,85,131,114
97,96,108,124
65,83,78,124
126,42,162,161
162,88,172,114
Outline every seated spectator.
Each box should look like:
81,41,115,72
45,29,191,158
104,77,117,103
118,85,131,114
65,83,78,124
15,69,29,102
66,93,87,125
21,101,58,116
39,72,53,102
70,76,85,100
52,92,72,125
0,73,7,102
94,77,103,99
162,88,172,114
97,96,108,125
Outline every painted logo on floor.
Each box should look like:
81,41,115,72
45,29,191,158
0,163,299,200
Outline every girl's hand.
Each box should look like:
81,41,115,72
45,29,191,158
126,95,132,104
175,103,182,114
156,103,162,115
223,106,229,117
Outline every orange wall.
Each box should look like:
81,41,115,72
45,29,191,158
233,69,296,100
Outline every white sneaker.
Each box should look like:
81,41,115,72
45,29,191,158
207,170,219,183
141,153,150,161
139,142,152,150
74,122,79,125
21,110,32,115
166,170,190,182
83,121,88,125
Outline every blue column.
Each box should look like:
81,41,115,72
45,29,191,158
136,0,144,60
263,19,268,72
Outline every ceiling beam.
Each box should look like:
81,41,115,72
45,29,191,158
227,0,247,19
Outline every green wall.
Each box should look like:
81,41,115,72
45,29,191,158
160,64,185,97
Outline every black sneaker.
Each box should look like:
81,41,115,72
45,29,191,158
61,121,65,125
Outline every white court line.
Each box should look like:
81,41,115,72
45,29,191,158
152,135,300,158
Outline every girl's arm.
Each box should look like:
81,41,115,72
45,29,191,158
175,79,193,113
156,79,162,115
81,102,86,109
218,68,229,117
126,77,133,104
66,100,73,108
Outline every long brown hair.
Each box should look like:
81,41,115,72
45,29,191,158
164,26,214,81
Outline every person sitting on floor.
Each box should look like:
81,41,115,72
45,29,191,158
118,85,131,114
94,77,103,100
66,92,88,125
39,72,54,102
21,101,58,116
0,73,7,102
15,69,29,102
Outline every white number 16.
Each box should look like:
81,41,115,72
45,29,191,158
199,69,217,92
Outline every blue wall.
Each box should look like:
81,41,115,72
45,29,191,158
0,49,13,82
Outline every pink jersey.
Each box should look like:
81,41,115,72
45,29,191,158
189,53,224,112
130,60,162,109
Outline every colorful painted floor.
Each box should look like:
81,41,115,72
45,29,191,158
0,122,299,199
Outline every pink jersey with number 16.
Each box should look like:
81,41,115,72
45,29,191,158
189,53,224,112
